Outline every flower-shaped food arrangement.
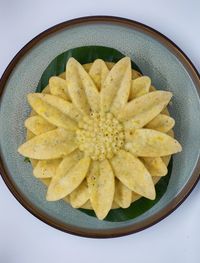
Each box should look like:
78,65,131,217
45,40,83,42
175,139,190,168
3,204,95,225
18,57,182,220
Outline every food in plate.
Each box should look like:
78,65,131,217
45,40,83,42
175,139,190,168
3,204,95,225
18,57,182,220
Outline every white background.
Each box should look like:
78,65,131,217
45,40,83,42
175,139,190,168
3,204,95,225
0,1,199,262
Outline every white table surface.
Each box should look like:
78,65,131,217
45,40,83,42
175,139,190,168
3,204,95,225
0,1,199,262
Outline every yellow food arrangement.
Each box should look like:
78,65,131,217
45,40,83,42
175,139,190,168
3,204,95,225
18,57,182,220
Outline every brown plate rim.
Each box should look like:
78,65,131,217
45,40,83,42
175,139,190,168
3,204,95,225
0,16,199,238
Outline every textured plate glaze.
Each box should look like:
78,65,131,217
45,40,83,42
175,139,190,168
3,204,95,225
0,16,199,238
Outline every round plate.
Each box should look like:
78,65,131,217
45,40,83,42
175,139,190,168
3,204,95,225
0,16,199,238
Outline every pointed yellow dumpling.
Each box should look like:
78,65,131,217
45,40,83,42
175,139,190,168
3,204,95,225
70,180,89,208
111,150,156,200
120,91,172,130
33,159,61,178
66,57,100,114
89,59,109,90
101,57,131,115
47,152,90,201
125,128,182,157
18,128,77,159
27,93,77,130
129,76,151,99
141,157,168,177
114,179,132,208
25,115,55,135
87,160,115,220
49,76,70,101
146,114,175,133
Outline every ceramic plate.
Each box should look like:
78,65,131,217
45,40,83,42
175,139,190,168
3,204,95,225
0,16,199,238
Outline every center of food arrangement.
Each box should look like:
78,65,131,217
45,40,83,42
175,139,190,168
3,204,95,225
76,112,124,161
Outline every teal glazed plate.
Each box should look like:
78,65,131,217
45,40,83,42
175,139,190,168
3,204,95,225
0,16,199,238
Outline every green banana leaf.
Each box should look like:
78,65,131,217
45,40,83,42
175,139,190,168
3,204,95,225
35,45,172,222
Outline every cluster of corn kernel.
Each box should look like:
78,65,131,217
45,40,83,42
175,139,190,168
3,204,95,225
76,112,124,161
